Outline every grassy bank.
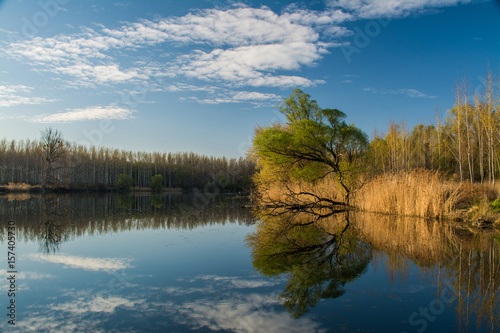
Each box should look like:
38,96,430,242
353,170,500,222
253,170,500,223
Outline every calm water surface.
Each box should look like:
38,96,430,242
0,193,498,332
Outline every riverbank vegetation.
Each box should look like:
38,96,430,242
250,69,500,222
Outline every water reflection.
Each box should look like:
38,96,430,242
2,194,332,333
0,194,498,332
247,210,372,318
0,193,256,252
249,207,500,331
40,197,69,253
353,212,500,331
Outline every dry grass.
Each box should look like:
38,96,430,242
253,174,345,206
353,170,499,219
0,182,38,192
253,168,499,220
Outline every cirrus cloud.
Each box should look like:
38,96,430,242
0,84,58,107
31,106,136,123
363,87,436,98
327,0,475,19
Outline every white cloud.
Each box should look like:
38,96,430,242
163,83,218,93
4,273,316,333
283,6,353,26
179,42,323,86
0,84,57,107
230,279,279,289
149,6,319,46
1,1,478,94
232,91,280,101
363,87,436,98
30,253,133,271
3,6,333,89
31,106,136,123
53,64,146,84
0,84,31,94
246,75,324,88
0,269,53,292
182,90,280,105
327,0,474,19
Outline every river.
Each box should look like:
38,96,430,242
0,193,498,332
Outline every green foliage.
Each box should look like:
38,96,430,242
118,174,135,191
491,197,500,213
150,174,163,192
252,88,368,202
279,88,321,123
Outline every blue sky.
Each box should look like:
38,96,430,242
0,0,499,158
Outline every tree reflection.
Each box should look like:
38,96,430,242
247,209,372,318
0,193,256,253
40,196,68,253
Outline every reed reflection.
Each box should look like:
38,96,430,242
352,212,500,332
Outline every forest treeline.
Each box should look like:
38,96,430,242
369,72,499,182
0,133,255,192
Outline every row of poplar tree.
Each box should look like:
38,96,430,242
0,129,255,191
368,71,500,183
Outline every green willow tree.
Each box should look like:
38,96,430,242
251,88,368,205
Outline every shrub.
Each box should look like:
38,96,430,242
491,197,500,213
118,174,134,191
150,174,163,192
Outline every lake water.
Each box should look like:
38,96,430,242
0,193,498,333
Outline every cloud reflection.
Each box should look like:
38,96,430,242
52,295,142,314
177,293,327,333
170,274,326,333
1,270,325,333
30,253,133,272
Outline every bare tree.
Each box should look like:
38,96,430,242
40,128,65,191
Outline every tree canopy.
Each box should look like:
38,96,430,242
150,174,163,192
251,88,368,205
